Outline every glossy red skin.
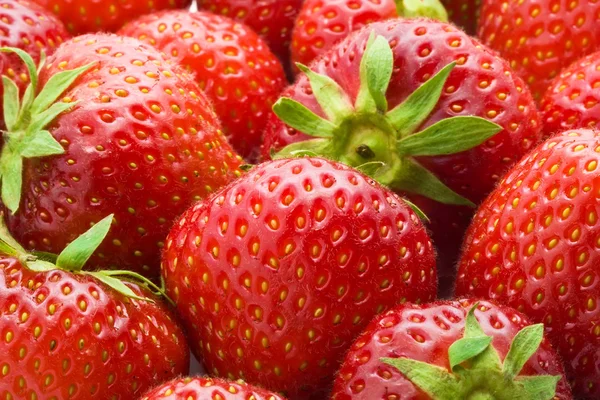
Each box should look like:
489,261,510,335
262,19,541,284
141,377,285,400
456,129,600,398
541,51,600,138
478,0,600,102
5,34,243,280
162,157,437,399
291,0,398,67
0,257,189,400
197,0,303,64
441,0,481,35
32,0,192,34
0,0,70,128
118,10,286,161
331,299,572,399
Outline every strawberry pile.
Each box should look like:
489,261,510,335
1,1,599,399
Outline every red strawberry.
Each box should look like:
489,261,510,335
32,0,192,35
331,299,572,399
161,157,437,399
477,0,600,102
456,129,600,398
196,0,303,64
118,10,287,161
262,19,541,291
541,51,600,138
0,214,190,400
141,377,285,400
441,0,481,35
290,0,448,67
0,0,70,128
0,34,243,280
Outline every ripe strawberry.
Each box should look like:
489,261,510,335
331,299,572,399
477,0,600,102
541,51,600,138
0,34,243,280
118,10,287,161
141,377,285,400
0,0,70,128
456,129,600,398
32,0,192,35
0,214,190,400
262,19,541,290
196,0,303,64
290,0,448,67
161,157,437,399
441,0,480,35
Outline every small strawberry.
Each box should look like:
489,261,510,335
196,0,303,64
32,0,192,35
477,0,600,101
0,0,70,128
290,0,448,67
456,129,600,398
161,157,437,399
331,299,572,399
0,214,190,400
119,10,287,161
541,51,600,137
141,377,285,400
0,34,243,280
441,0,481,35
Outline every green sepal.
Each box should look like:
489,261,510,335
356,34,393,114
0,148,23,214
448,336,492,370
503,324,545,380
36,50,47,76
355,161,386,177
26,259,58,272
0,48,38,92
0,212,26,256
399,197,430,223
396,0,449,22
517,375,561,400
28,101,79,135
3,76,20,131
20,130,64,158
56,214,113,272
272,98,336,138
273,139,332,159
99,270,173,305
31,250,58,263
461,303,502,369
87,271,152,303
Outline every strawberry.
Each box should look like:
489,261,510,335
541,51,600,138
0,34,243,280
477,0,600,102
290,0,448,68
118,10,287,161
456,129,600,398
141,377,285,400
161,157,437,399
331,299,572,399
0,0,70,128
262,19,541,290
196,0,303,64
441,0,481,35
0,214,190,399
32,0,192,35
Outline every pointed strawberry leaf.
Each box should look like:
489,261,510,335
2,77,20,131
0,48,38,92
516,375,561,400
56,214,113,272
20,130,64,158
273,139,332,159
399,197,430,223
0,149,23,214
88,271,152,303
272,98,337,137
100,269,172,305
503,324,545,380
356,34,393,114
448,336,493,370
397,0,448,21
28,101,79,135
26,259,57,272
31,63,94,115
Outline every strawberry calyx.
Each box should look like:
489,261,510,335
0,47,95,214
0,212,173,304
273,33,502,206
396,0,448,22
381,304,560,400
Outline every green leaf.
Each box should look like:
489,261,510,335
503,324,545,380
0,47,38,92
397,0,449,22
356,34,394,113
462,304,503,370
296,63,353,124
100,269,173,305
397,116,502,157
2,77,20,131
0,214,26,255
30,62,94,115
399,197,430,223
31,250,58,263
56,214,113,272
381,358,460,400
448,336,492,370
36,50,47,76
0,147,23,214
272,98,337,138
463,303,486,338
273,138,331,160
355,161,386,177
387,62,455,136
516,375,561,400
26,259,57,272
87,271,153,303
20,130,64,158
27,100,78,135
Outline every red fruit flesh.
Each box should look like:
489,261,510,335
456,129,600,398
441,0,481,35
0,258,189,399
141,377,285,400
6,34,243,280
119,10,287,161
331,299,572,399
162,157,437,399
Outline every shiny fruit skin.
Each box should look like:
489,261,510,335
141,377,285,400
331,299,572,400
0,257,189,400
441,0,481,35
162,157,437,399
6,34,243,280
119,10,286,161
456,129,600,398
